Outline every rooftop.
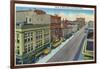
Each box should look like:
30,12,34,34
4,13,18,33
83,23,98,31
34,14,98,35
16,9,46,15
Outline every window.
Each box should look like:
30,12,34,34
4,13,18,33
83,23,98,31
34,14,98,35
30,32,33,36
26,17,27,23
17,49,20,54
36,35,39,39
31,37,33,41
17,39,20,43
87,32,93,39
36,44,38,48
36,30,42,39
24,44,28,54
24,32,33,43
17,46,19,48
55,19,58,23
44,38,49,43
40,41,42,47
86,41,93,51
24,39,27,43
24,47,27,53
16,33,20,43
36,40,42,48
24,32,28,38
17,34,19,38
28,46,30,52
17,46,20,54
29,18,31,22
31,44,33,50
28,38,30,42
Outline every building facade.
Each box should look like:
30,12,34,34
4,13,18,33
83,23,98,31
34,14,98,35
75,18,85,29
15,23,50,64
61,19,68,40
50,15,63,48
82,21,94,60
16,9,51,64
61,19,78,40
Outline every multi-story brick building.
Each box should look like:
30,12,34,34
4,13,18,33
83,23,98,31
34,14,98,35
50,15,63,48
61,19,78,40
61,19,68,40
75,18,85,29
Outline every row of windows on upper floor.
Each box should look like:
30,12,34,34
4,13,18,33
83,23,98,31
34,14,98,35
16,37,50,55
26,17,46,23
17,30,49,38
17,33,50,44
16,43,33,55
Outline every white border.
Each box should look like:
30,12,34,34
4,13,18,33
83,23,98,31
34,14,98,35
15,3,95,66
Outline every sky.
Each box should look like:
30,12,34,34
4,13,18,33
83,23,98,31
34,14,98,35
16,6,94,22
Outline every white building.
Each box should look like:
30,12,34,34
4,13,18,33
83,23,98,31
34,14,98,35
16,9,51,24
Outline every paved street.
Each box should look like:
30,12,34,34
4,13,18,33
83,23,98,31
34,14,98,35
47,26,86,62
36,34,74,63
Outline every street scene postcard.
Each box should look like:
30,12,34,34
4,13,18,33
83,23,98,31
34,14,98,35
14,2,96,66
